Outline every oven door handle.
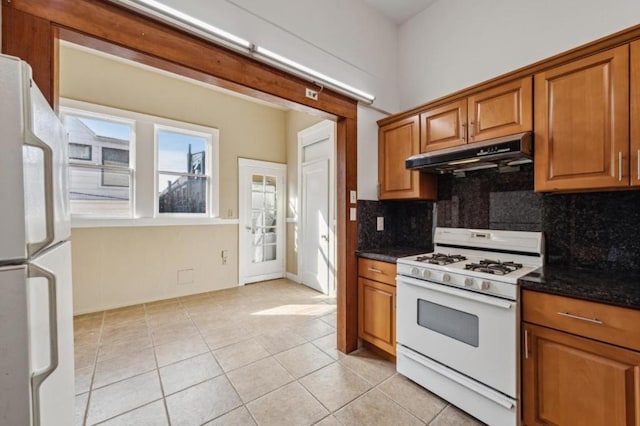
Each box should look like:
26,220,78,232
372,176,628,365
397,345,515,410
398,276,513,310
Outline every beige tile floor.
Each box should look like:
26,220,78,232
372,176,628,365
74,279,484,425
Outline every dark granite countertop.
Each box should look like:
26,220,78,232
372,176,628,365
356,247,431,263
519,265,640,310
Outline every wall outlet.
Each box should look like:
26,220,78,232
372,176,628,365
177,269,194,285
305,88,318,101
350,190,357,204
376,216,384,231
350,207,357,221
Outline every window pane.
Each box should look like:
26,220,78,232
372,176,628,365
69,166,130,217
102,148,130,187
63,113,132,218
158,129,207,174
69,143,92,161
64,115,131,163
158,174,206,213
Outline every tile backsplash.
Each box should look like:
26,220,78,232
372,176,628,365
359,164,640,273
357,200,434,250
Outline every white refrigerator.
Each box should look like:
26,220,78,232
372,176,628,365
0,54,74,426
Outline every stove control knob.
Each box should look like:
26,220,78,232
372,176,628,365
421,269,431,278
410,267,420,276
464,277,474,287
442,273,451,283
478,280,491,290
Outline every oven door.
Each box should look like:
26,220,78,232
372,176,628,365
396,275,517,397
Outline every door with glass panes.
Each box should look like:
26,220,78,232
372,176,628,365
238,159,286,284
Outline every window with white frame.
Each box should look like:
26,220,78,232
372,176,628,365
61,99,220,223
61,110,135,218
156,126,212,215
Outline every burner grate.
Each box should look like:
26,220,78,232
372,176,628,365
416,253,467,265
464,259,523,275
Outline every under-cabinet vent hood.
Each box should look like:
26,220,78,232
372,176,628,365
405,132,533,174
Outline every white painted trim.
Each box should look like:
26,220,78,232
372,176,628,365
297,120,336,296
286,217,297,223
239,272,286,286
72,217,239,228
285,272,301,283
72,283,242,315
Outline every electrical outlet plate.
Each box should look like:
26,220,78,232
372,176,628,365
305,88,318,101
376,216,384,231
350,207,357,221
350,190,357,204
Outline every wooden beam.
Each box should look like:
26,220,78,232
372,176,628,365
7,0,356,120
2,5,53,104
336,116,359,353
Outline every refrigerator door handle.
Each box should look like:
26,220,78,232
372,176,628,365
24,131,55,258
28,264,58,426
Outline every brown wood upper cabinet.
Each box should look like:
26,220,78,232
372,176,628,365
534,45,631,192
631,41,640,187
378,115,436,200
420,77,532,152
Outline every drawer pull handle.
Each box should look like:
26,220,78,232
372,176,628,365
557,311,603,325
367,267,383,274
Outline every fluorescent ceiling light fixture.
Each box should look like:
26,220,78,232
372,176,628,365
253,46,376,103
111,0,251,49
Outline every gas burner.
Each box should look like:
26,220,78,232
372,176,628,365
464,259,523,275
416,253,467,265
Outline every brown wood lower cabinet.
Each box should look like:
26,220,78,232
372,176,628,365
358,277,395,356
522,290,640,425
357,258,396,356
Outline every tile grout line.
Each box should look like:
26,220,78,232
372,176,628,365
81,310,105,426
142,301,172,426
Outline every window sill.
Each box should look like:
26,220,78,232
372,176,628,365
71,217,240,228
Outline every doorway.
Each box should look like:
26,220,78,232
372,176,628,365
238,159,286,285
298,121,336,295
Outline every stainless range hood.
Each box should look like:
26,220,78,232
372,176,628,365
405,132,533,174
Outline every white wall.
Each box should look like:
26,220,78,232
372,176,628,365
154,0,399,113
399,0,640,109
357,105,387,200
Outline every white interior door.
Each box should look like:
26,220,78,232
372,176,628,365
238,159,286,285
298,121,335,295
301,159,330,293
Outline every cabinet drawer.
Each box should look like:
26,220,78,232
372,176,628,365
358,258,396,286
523,290,640,351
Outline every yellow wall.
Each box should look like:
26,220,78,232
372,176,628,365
61,45,293,313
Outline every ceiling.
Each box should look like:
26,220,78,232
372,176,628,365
363,0,438,24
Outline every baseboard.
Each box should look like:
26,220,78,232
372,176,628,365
286,272,301,283
73,283,241,316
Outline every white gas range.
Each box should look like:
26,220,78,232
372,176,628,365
396,227,544,426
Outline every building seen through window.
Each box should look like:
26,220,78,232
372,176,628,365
157,129,209,214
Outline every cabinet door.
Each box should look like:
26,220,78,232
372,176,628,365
631,41,640,187
522,323,640,426
358,277,395,355
378,116,436,200
467,77,532,143
420,99,467,152
534,46,629,192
